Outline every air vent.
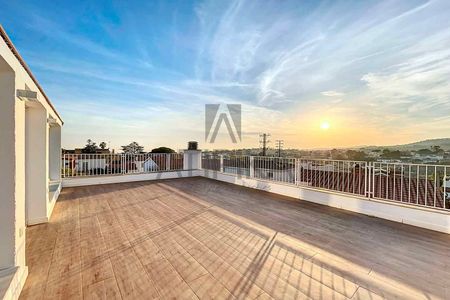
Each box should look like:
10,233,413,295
188,141,198,150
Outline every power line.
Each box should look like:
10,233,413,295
259,133,270,156
275,140,284,157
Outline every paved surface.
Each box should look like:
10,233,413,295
21,177,450,299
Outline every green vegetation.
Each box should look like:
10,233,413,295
82,139,108,153
121,141,144,154
151,147,175,153
83,139,98,153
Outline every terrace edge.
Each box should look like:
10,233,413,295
202,170,450,234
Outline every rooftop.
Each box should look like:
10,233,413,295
20,177,449,300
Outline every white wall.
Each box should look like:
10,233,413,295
0,55,29,300
59,149,450,234
1,28,63,300
25,106,49,225
0,57,20,270
183,150,202,170
48,125,61,181
62,170,203,187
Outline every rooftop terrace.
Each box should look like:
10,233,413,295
21,177,449,300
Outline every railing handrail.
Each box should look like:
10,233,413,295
201,155,449,211
62,152,184,178
202,154,450,168
62,153,449,210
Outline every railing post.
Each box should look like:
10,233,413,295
294,158,298,185
62,154,65,178
250,156,254,178
166,154,171,171
365,162,372,198
220,155,224,173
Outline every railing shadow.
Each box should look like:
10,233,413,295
162,176,449,299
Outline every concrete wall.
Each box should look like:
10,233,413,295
0,55,28,300
183,150,202,170
49,125,61,181
0,29,63,300
202,170,450,234
25,106,49,225
0,57,20,270
62,170,203,187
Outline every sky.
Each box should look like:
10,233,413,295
1,0,450,151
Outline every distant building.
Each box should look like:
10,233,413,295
413,153,443,163
62,148,113,154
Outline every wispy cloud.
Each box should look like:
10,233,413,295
2,0,450,149
321,91,345,97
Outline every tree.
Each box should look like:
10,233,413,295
83,139,98,153
431,145,443,154
151,147,175,153
345,150,367,161
121,142,144,154
417,148,433,155
330,149,345,160
99,142,107,149
381,149,401,159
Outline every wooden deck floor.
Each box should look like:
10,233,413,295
20,177,449,299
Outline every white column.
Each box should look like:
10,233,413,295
49,124,61,181
0,62,26,272
166,154,171,171
183,150,202,170
25,106,49,224
0,68,21,269
250,156,255,178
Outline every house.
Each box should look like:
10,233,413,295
62,148,112,154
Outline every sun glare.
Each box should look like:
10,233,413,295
320,121,330,130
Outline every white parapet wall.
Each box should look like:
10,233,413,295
183,150,202,170
62,170,204,187
202,170,450,234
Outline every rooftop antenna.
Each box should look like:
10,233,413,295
275,140,284,157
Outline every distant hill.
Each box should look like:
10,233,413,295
360,138,450,151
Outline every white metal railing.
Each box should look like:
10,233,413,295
62,153,183,178
370,162,448,209
253,156,296,184
297,159,368,197
202,154,450,211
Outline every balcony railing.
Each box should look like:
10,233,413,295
202,155,450,211
61,153,450,211
62,153,183,178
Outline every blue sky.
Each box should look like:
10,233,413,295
1,0,450,150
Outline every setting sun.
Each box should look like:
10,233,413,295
320,121,330,130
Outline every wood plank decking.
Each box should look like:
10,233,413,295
20,177,449,299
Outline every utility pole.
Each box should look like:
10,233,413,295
275,140,284,157
259,133,270,156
